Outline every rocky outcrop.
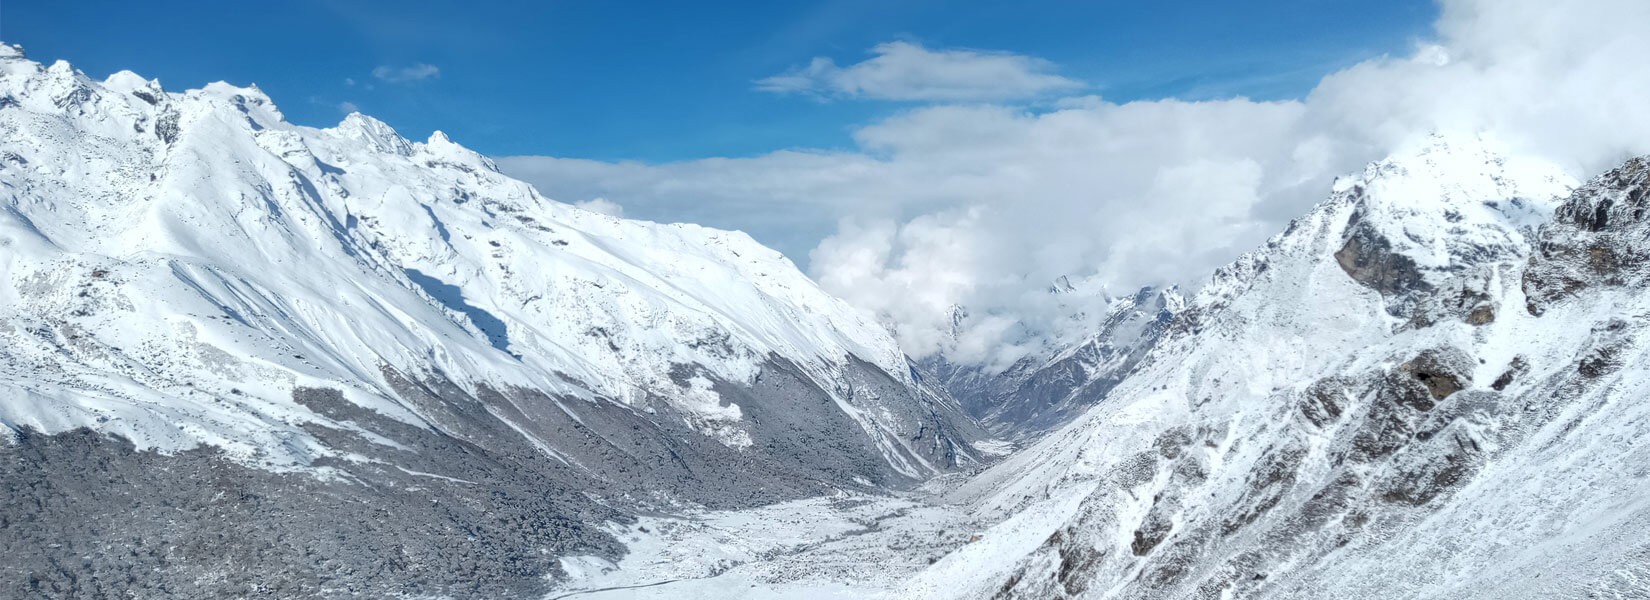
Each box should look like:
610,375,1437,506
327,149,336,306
1335,211,1429,302
1524,157,1650,315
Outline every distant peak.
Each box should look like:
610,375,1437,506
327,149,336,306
339,111,393,131
1130,285,1158,304
1046,273,1109,299
102,70,158,92
420,129,503,174
0,43,23,60
1155,285,1186,312
336,112,413,156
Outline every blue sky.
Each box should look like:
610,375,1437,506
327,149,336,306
6,0,1434,162
11,0,1650,363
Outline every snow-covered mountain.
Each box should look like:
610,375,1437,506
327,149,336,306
8,42,1649,600
500,135,1650,600
900,135,1650,598
924,285,1182,438
0,44,984,598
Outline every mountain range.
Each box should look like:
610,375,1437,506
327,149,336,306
0,45,981,598
3,45,1648,599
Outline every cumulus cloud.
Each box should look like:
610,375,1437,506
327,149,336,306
756,41,1083,101
573,197,626,217
502,0,1650,367
372,63,440,83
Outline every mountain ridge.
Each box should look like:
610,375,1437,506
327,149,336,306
902,135,1650,599
0,45,986,598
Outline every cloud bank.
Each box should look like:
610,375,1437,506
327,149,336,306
755,41,1082,101
500,0,1650,369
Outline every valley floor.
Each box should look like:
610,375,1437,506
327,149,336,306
545,475,989,599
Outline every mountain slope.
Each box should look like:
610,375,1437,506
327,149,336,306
0,45,983,598
901,136,1650,599
925,285,1182,439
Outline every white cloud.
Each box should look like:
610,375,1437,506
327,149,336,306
372,63,440,83
338,101,360,113
502,0,1650,366
756,41,1083,101
574,197,625,217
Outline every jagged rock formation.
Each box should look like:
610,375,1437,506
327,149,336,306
1524,156,1650,315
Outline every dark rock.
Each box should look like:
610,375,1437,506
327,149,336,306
1299,378,1347,428
1466,304,1496,325
1221,442,1306,535
155,110,181,145
1491,356,1529,391
1525,157,1650,314
1131,522,1170,557
1155,427,1193,459
1335,219,1429,303
1398,348,1473,405
1055,535,1102,595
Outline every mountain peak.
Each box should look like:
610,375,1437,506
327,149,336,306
335,111,413,156
421,129,501,173
1355,133,1574,231
1333,134,1576,300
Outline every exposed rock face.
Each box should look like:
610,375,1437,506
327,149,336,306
1331,152,1563,328
1396,347,1472,407
1525,156,1650,315
1335,212,1429,302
